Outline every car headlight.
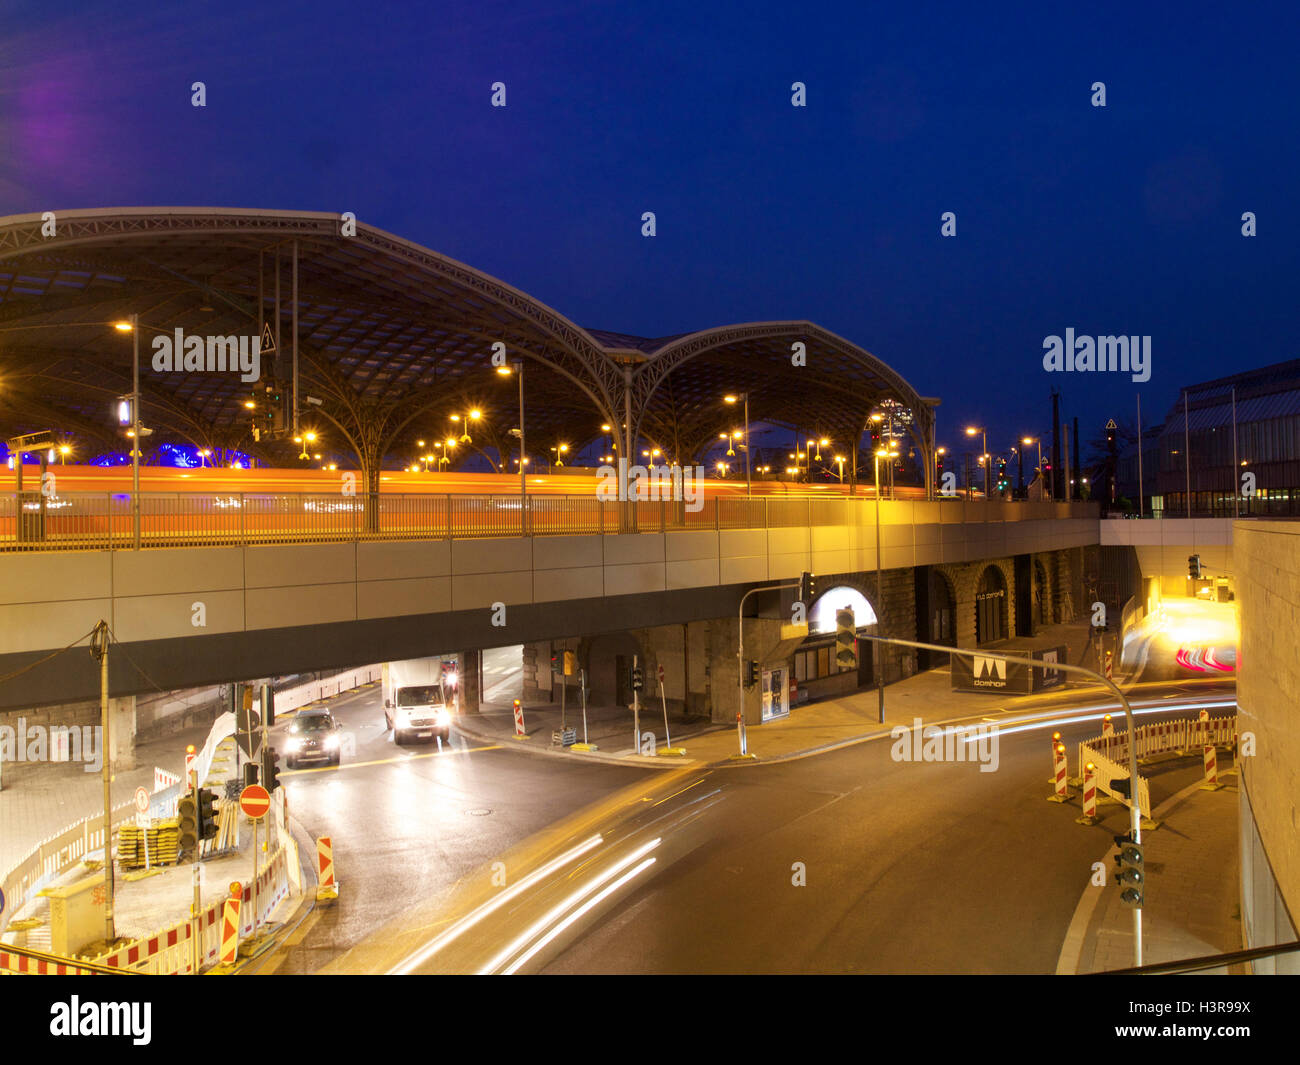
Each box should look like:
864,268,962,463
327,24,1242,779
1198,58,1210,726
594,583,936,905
285,737,303,752
324,734,340,750
435,708,450,723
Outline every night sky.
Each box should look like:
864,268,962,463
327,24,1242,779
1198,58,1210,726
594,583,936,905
3,0,1298,461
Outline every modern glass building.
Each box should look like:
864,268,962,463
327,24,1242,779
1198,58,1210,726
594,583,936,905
1117,359,1300,517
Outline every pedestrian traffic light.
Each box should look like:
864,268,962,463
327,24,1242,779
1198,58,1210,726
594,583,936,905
835,607,858,670
197,788,218,841
799,571,816,604
1113,833,1145,908
744,659,759,687
178,790,199,853
262,746,282,793
631,665,644,692
1188,554,1202,579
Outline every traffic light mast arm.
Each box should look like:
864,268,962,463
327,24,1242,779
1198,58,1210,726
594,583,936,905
856,631,1145,968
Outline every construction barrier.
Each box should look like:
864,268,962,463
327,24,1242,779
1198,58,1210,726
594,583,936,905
317,837,338,901
1102,715,1114,738
1201,745,1223,790
1078,741,1153,821
220,894,241,966
0,802,135,941
1084,714,1235,768
1048,744,1069,802
1076,763,1100,824
273,666,383,717
0,947,118,975
513,699,526,738
154,767,182,793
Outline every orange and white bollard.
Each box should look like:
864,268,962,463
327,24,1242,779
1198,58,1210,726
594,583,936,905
1200,744,1224,791
1102,714,1114,738
316,836,339,901
219,883,241,965
1048,731,1062,783
1048,742,1070,803
512,699,527,740
1076,762,1100,824
1104,650,1113,678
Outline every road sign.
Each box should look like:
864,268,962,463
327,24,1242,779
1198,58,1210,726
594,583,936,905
656,664,665,684
133,786,150,814
239,784,271,820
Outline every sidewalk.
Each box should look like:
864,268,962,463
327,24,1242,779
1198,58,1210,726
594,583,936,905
1062,766,1242,974
457,619,1109,767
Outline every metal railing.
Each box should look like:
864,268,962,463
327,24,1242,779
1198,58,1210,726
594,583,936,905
0,491,1096,552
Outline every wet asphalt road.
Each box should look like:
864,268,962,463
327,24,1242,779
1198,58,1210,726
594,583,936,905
263,682,649,974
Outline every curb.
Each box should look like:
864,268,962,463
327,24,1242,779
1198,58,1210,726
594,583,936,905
1054,771,1236,975
452,719,707,770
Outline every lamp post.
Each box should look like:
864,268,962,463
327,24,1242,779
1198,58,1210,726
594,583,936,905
873,444,897,723
965,426,987,499
1023,436,1044,500
724,393,751,496
497,362,527,531
834,455,846,483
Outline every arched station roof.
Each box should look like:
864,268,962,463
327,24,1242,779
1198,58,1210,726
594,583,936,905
0,208,935,479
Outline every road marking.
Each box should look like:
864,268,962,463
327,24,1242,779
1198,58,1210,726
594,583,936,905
283,745,502,776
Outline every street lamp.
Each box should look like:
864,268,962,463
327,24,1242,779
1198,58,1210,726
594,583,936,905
1023,436,1045,500
966,426,988,499
834,455,846,483
112,316,143,549
497,362,527,530
873,444,898,723
723,393,751,496
450,409,482,444
550,443,569,470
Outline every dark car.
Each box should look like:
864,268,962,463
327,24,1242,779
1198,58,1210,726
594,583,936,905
285,709,343,768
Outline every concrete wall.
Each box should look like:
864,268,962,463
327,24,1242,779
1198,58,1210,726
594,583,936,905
1234,520,1300,969
1100,518,1234,597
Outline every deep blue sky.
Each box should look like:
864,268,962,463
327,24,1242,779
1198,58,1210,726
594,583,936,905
4,0,1298,461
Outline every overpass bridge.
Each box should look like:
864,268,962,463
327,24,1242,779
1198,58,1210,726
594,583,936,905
0,493,1098,714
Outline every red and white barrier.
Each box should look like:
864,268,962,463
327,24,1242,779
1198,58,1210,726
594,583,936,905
1102,715,1114,738
513,699,526,739
153,766,182,793
317,836,338,901
1201,744,1223,790
1076,762,1100,824
1048,744,1070,803
220,891,241,966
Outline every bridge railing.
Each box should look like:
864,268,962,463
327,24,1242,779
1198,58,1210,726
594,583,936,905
0,491,1096,552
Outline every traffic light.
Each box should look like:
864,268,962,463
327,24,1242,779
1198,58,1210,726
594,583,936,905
835,607,858,670
551,650,559,671
262,745,282,793
261,682,275,727
243,761,259,787
1113,833,1145,908
563,650,576,676
197,788,218,841
630,665,644,692
799,571,816,604
744,659,759,687
1188,554,1202,579
178,790,198,853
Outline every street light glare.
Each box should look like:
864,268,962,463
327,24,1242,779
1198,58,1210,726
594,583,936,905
724,395,738,404
113,321,133,332
966,426,979,436
496,366,512,376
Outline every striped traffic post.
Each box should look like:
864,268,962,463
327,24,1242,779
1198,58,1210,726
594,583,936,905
1048,731,1062,783
1076,762,1100,824
316,836,338,901
1200,745,1224,791
1047,742,1070,803
512,699,527,740
219,882,241,965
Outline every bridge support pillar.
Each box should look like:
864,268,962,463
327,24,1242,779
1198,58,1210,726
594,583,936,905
457,650,481,714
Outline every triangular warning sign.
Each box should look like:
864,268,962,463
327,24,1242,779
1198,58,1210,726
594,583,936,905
260,322,276,354
1105,419,1117,429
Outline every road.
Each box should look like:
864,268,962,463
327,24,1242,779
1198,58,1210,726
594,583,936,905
257,667,650,975
377,680,1233,975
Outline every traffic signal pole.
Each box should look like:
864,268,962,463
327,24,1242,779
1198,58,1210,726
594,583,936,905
857,632,1144,969
736,579,802,757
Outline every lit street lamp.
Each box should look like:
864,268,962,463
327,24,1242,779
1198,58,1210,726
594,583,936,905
874,444,898,723
1023,436,1045,500
724,393,751,496
966,426,988,499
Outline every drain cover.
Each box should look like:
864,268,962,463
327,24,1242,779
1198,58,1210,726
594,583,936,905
466,808,492,817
